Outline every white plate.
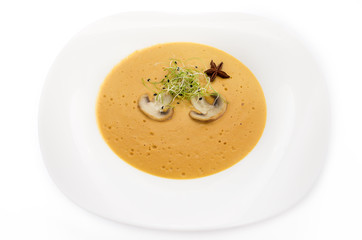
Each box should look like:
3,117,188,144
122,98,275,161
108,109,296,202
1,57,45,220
39,12,330,231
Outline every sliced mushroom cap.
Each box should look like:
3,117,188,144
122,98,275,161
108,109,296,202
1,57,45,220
189,94,227,122
138,93,174,121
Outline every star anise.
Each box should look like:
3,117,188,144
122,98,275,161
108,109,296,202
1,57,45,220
204,60,230,82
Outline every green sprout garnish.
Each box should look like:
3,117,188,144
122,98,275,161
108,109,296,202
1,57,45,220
142,59,219,107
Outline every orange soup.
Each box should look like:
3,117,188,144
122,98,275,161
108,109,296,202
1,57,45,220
96,42,266,179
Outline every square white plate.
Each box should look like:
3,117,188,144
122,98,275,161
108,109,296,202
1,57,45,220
39,12,330,231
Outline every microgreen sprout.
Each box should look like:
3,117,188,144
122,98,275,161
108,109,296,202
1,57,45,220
142,59,219,106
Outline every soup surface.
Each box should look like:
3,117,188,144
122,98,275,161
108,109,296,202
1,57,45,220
96,42,266,179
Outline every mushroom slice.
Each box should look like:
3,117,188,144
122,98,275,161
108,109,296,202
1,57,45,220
189,94,227,122
138,93,174,121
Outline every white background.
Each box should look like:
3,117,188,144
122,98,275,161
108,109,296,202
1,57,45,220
0,0,361,239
